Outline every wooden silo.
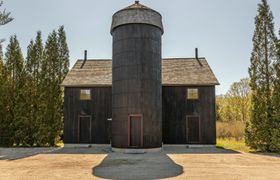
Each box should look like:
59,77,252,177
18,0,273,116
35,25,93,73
110,1,164,149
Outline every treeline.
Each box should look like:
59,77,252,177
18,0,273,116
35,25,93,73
0,27,69,147
217,0,280,152
216,78,250,140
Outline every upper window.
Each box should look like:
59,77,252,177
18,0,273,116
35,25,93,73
80,89,91,100
187,88,199,100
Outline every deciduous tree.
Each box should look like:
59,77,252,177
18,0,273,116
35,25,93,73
226,78,250,123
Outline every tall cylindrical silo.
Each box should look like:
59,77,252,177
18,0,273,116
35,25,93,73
111,1,164,149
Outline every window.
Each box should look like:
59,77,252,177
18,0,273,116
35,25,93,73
187,88,199,100
80,89,91,100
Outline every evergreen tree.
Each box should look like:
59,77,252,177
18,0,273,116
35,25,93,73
0,1,13,44
0,27,69,147
39,27,69,146
271,31,280,152
246,0,278,151
57,26,69,142
25,40,36,145
0,42,12,146
58,26,69,81
0,1,13,26
0,43,3,57
26,31,44,146
4,35,27,146
40,30,62,146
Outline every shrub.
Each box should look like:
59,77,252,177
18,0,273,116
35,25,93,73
216,121,245,141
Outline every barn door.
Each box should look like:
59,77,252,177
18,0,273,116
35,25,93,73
79,116,91,143
186,116,200,143
128,115,142,147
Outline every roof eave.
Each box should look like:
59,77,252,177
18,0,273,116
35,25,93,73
162,83,219,87
61,84,112,88
61,83,220,87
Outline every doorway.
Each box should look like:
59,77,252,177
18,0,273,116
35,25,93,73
186,116,200,143
79,115,91,143
128,114,143,147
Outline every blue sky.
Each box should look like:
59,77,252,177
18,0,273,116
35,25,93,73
1,0,280,94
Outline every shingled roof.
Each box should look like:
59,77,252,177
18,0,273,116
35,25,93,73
61,58,219,87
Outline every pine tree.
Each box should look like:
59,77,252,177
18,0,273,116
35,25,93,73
25,31,45,146
0,42,12,146
246,0,278,151
1,27,69,146
0,43,3,57
4,35,27,146
271,31,280,152
25,40,36,145
40,30,61,146
58,26,69,81
0,1,13,26
57,26,69,143
33,31,45,145
0,1,13,44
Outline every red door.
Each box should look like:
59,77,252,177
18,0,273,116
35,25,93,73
128,115,142,147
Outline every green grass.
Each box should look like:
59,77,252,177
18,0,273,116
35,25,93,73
56,142,64,147
216,138,251,153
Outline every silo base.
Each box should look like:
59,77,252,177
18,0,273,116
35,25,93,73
111,147,162,153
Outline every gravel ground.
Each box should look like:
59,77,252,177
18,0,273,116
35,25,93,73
0,146,279,180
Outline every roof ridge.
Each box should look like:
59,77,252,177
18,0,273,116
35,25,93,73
77,59,111,61
162,57,206,60
76,58,207,61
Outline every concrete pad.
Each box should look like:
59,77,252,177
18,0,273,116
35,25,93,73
63,144,110,148
0,147,279,179
111,147,162,153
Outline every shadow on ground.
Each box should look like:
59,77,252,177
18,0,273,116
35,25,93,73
92,146,242,179
0,145,243,162
251,152,280,158
163,146,241,154
92,151,183,179
0,147,58,160
0,146,110,160
46,146,110,154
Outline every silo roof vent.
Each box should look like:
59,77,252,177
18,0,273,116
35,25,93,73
123,1,150,10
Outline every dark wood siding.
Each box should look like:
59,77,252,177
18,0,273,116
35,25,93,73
64,85,216,145
64,87,112,144
162,86,216,144
112,24,162,148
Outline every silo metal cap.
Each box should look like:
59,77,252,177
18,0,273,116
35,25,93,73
111,1,164,34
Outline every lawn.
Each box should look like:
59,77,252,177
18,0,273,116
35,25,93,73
216,138,251,153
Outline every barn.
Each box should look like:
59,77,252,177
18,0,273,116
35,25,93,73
61,1,219,150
